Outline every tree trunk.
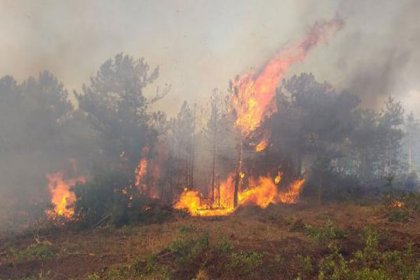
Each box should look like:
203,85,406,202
233,140,243,208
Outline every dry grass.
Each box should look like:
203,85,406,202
0,202,419,279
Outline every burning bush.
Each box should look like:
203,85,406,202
71,168,175,228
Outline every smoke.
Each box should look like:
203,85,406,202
1,0,419,112
0,0,419,232
300,0,420,108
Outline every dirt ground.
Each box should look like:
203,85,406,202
0,202,419,279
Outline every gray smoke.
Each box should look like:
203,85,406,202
1,0,418,113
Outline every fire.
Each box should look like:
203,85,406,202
135,158,148,191
390,199,404,208
239,177,279,208
255,139,269,152
231,16,344,138
274,174,282,184
175,174,305,216
279,179,305,204
174,189,202,215
175,17,342,217
46,172,85,219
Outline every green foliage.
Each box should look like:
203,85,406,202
383,191,420,223
228,251,263,276
296,255,314,279
179,225,195,234
11,242,54,263
122,229,265,279
298,227,420,280
167,231,209,266
403,191,420,211
86,273,101,280
304,219,347,243
388,208,410,222
77,53,160,170
216,236,234,253
288,217,306,232
73,170,132,227
74,170,171,228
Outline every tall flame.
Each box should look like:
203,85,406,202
173,17,343,217
46,173,85,219
135,158,148,191
232,17,344,137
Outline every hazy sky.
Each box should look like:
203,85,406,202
0,0,419,115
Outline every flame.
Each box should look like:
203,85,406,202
274,174,282,184
174,174,304,216
239,177,279,208
135,158,148,191
174,189,202,215
255,139,269,152
46,172,85,219
390,199,404,208
278,179,305,204
175,17,341,217
231,17,344,137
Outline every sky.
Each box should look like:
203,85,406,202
0,0,419,116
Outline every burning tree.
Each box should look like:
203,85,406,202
174,17,344,216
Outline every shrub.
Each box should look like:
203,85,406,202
167,231,209,266
74,170,169,228
228,251,263,276
299,227,420,280
304,219,347,243
11,242,54,263
388,208,410,223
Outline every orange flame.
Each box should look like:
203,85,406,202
175,174,304,216
239,177,279,208
279,179,305,204
231,17,344,138
255,139,269,152
174,189,202,215
135,158,148,191
175,17,342,217
46,172,85,219
390,199,404,208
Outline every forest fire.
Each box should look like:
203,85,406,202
46,173,85,219
175,174,305,216
135,158,148,192
174,18,343,217
2,3,420,279
255,139,269,152
231,16,344,138
390,199,405,208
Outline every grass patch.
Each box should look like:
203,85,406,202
304,219,347,243
9,241,55,263
297,227,420,280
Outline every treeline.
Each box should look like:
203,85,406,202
0,54,418,227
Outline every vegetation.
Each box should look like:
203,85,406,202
1,202,419,279
7,241,55,263
0,52,419,278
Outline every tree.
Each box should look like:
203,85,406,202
170,101,196,188
203,89,227,204
0,72,75,224
77,53,161,173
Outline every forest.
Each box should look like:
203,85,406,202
0,2,420,279
0,52,419,279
